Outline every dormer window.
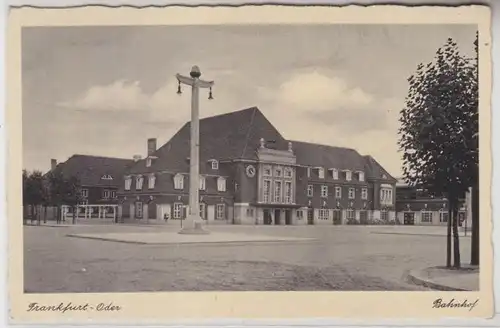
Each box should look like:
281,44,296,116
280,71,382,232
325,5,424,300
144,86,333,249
124,176,132,190
358,171,365,182
199,175,206,190
146,158,152,167
210,159,219,170
148,174,156,189
101,174,113,180
217,177,226,192
318,167,325,179
307,167,311,178
329,168,339,180
136,175,144,190
174,174,184,190
344,170,352,181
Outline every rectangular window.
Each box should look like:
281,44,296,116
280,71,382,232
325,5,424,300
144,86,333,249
380,187,393,204
347,209,355,220
284,181,292,204
263,165,272,177
148,175,156,189
361,188,368,200
217,177,226,192
274,180,282,203
421,211,433,223
199,176,206,190
263,179,271,203
81,189,88,198
348,188,355,199
146,158,152,168
307,167,311,178
211,160,219,170
274,166,283,177
296,210,303,219
358,171,365,182
111,191,116,198
216,204,225,220
307,184,313,197
319,208,329,220
246,208,254,217
318,168,325,179
124,177,131,191
439,211,449,223
345,171,352,181
103,190,110,199
321,185,328,198
284,167,293,178
174,175,184,190
173,203,182,219
136,176,144,190
331,169,339,180
135,202,143,218
335,186,342,198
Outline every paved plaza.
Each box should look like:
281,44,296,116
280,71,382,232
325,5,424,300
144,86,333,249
23,224,474,293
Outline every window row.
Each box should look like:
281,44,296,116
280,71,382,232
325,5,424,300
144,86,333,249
262,165,294,179
124,174,227,192
171,203,226,220
80,188,116,199
316,208,358,221
419,210,466,223
307,167,365,182
307,185,368,200
262,179,294,204
380,187,393,204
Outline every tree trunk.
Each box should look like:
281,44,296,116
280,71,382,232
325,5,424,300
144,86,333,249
72,206,76,225
30,205,35,225
37,205,41,225
43,205,47,223
446,206,452,268
452,207,461,268
471,184,479,266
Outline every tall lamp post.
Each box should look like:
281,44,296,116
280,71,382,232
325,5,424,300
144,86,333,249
176,65,214,235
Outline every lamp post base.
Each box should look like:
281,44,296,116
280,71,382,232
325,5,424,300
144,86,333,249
178,215,210,235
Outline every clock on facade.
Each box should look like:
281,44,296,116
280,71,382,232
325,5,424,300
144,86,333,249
246,165,256,177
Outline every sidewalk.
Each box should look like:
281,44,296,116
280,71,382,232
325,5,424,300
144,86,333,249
406,265,479,291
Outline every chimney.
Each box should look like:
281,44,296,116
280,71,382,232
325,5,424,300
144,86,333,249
133,155,142,162
147,138,157,156
51,159,57,170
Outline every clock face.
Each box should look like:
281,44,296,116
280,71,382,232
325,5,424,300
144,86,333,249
246,165,256,177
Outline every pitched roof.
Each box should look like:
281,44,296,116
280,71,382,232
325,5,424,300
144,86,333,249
291,141,366,171
49,155,134,187
125,106,396,182
127,106,287,174
363,155,397,182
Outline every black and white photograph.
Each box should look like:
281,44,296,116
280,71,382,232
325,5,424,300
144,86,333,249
7,4,493,322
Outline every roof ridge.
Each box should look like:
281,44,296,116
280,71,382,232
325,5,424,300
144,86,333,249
290,140,358,152
197,106,258,123
70,154,134,161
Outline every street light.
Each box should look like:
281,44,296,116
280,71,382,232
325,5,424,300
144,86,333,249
176,65,214,235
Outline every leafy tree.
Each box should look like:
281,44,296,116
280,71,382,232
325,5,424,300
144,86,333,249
62,176,83,224
23,171,46,225
399,37,478,269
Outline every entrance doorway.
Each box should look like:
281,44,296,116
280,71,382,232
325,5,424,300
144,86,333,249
404,212,415,225
307,208,314,225
359,210,368,225
285,210,292,225
274,209,281,225
263,209,272,225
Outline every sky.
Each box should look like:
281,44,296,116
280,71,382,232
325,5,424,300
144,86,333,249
21,24,477,176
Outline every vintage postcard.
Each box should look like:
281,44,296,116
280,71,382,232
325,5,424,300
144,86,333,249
6,4,493,324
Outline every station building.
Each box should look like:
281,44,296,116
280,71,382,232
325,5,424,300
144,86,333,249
117,107,398,225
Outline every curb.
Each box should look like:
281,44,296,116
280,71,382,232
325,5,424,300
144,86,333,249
405,269,469,291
